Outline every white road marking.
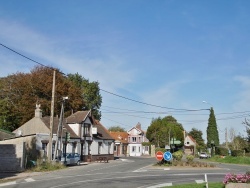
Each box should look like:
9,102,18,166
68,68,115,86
146,183,173,188
25,178,35,182
195,180,205,184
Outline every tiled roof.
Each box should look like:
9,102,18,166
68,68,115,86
187,135,196,143
93,120,114,140
109,131,128,144
66,111,91,124
41,116,79,139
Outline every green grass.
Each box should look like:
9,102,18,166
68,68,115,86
162,182,224,188
208,156,250,165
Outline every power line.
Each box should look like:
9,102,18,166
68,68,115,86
101,89,209,112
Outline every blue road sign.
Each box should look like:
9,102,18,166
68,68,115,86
163,151,172,161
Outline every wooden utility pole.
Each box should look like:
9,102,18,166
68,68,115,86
48,70,56,161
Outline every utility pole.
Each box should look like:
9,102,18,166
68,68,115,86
48,70,56,162
225,127,228,149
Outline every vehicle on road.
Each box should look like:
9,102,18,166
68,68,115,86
199,152,209,159
60,153,81,165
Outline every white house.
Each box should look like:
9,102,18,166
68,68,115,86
127,123,149,156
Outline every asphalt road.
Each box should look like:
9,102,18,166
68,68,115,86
0,156,249,188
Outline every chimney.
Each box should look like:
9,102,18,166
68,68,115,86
136,122,141,130
35,104,42,118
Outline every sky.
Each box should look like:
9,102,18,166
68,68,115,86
1,0,250,144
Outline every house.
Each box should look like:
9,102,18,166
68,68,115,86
109,131,128,157
12,104,80,159
184,134,196,155
66,111,115,162
127,123,149,156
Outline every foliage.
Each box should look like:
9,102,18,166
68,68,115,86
67,73,102,120
33,161,65,172
215,147,228,156
188,128,205,150
231,150,244,157
146,116,184,148
223,173,250,184
209,155,250,165
172,150,183,161
186,154,194,163
206,107,219,147
0,66,103,131
108,126,126,132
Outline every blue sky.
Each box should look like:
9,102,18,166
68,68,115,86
1,0,250,143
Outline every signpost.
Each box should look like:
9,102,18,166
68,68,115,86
155,151,164,161
163,151,172,161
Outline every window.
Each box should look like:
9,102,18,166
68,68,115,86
114,145,117,152
83,123,91,136
132,146,136,152
98,142,102,154
187,142,190,144
132,137,136,142
138,147,140,152
145,146,149,151
108,142,111,154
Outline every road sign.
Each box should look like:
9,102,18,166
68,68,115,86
155,151,164,161
163,151,172,161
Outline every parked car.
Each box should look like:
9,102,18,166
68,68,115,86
60,153,81,165
199,152,209,159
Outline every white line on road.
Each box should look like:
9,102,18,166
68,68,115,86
146,183,173,188
195,180,205,184
25,178,35,182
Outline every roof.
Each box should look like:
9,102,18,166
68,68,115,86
109,131,128,144
0,129,15,141
187,135,196,143
66,111,91,124
41,116,79,139
93,120,114,140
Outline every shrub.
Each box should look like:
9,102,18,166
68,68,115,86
231,150,244,157
215,147,228,156
172,150,183,161
186,155,194,163
223,173,250,184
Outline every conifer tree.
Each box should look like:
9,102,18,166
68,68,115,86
206,107,219,147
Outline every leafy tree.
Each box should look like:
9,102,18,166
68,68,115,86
206,107,219,147
108,126,126,132
0,66,85,130
188,128,205,149
146,116,184,148
67,73,102,120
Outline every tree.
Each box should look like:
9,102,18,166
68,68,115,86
0,66,85,130
67,73,102,120
146,116,184,148
206,107,219,147
188,128,205,150
108,126,126,132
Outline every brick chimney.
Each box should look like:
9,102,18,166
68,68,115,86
136,122,141,130
35,104,42,118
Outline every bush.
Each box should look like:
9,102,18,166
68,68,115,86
172,150,183,161
186,155,194,163
231,150,244,157
215,147,228,156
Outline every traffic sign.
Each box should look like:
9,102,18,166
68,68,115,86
155,151,164,161
163,151,172,161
